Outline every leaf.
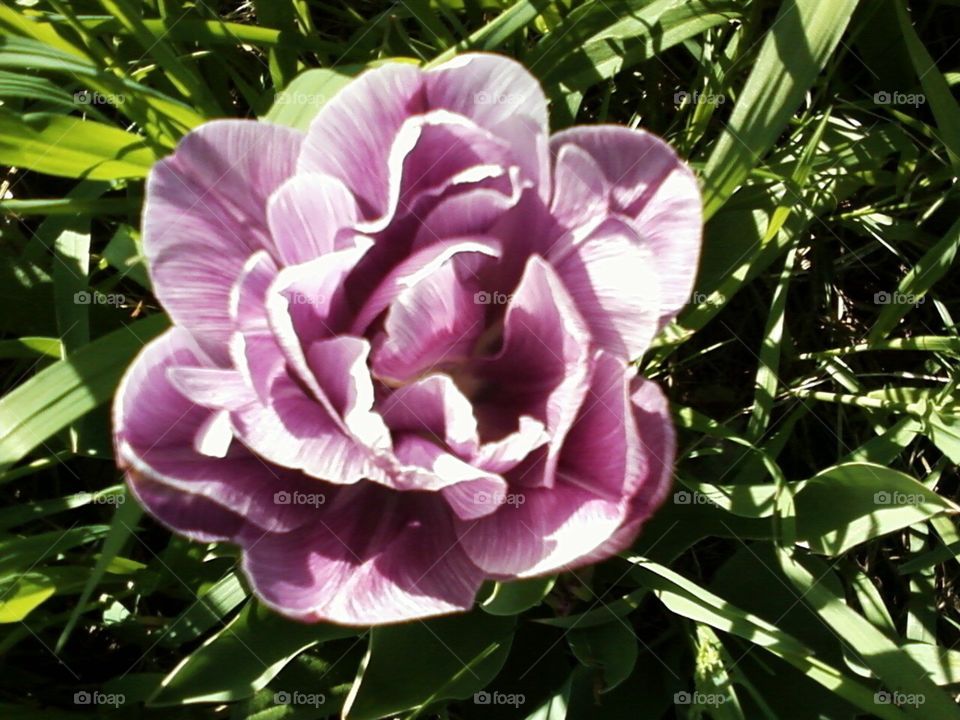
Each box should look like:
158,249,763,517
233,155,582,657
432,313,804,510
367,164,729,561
0,337,61,360
343,610,515,719
778,550,960,719
264,66,363,132
701,0,860,218
531,0,742,96
0,314,168,472
568,621,638,692
149,601,357,706
0,526,110,578
56,490,142,652
160,571,249,647
0,573,56,623
868,214,960,340
98,226,149,291
893,0,960,173
795,462,957,555
924,410,960,464
627,556,913,720
481,576,555,616
427,0,548,66
0,110,158,180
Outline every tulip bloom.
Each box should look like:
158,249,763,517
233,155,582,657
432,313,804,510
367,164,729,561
114,54,701,625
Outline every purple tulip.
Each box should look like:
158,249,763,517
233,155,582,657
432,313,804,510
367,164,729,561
114,54,701,625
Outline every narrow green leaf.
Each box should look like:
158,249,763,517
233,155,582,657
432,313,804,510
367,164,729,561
55,490,142,652
0,314,168,472
701,0,859,218
344,611,515,719
0,110,157,180
481,576,555,616
149,601,357,706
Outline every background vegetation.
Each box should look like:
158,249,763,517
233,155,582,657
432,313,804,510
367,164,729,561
0,0,959,718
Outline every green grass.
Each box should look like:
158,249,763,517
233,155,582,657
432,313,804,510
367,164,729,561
0,1,959,718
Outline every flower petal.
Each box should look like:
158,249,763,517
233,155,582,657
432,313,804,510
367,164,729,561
552,217,661,359
426,53,550,196
143,120,303,364
298,63,424,218
115,328,315,534
378,374,479,457
239,487,484,625
550,125,702,326
371,247,489,383
476,256,592,477
266,173,360,266
457,351,667,577
305,336,391,450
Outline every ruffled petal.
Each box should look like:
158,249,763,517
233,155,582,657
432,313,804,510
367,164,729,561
298,63,424,218
378,374,479,457
552,217,661,359
114,328,315,535
143,120,303,364
425,53,550,197
476,256,592,472
457,351,668,577
229,369,389,485
305,336,391,449
266,173,360,266
549,126,702,326
371,246,490,383
239,487,484,625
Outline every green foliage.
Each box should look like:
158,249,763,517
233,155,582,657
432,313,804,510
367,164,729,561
1,1,958,718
